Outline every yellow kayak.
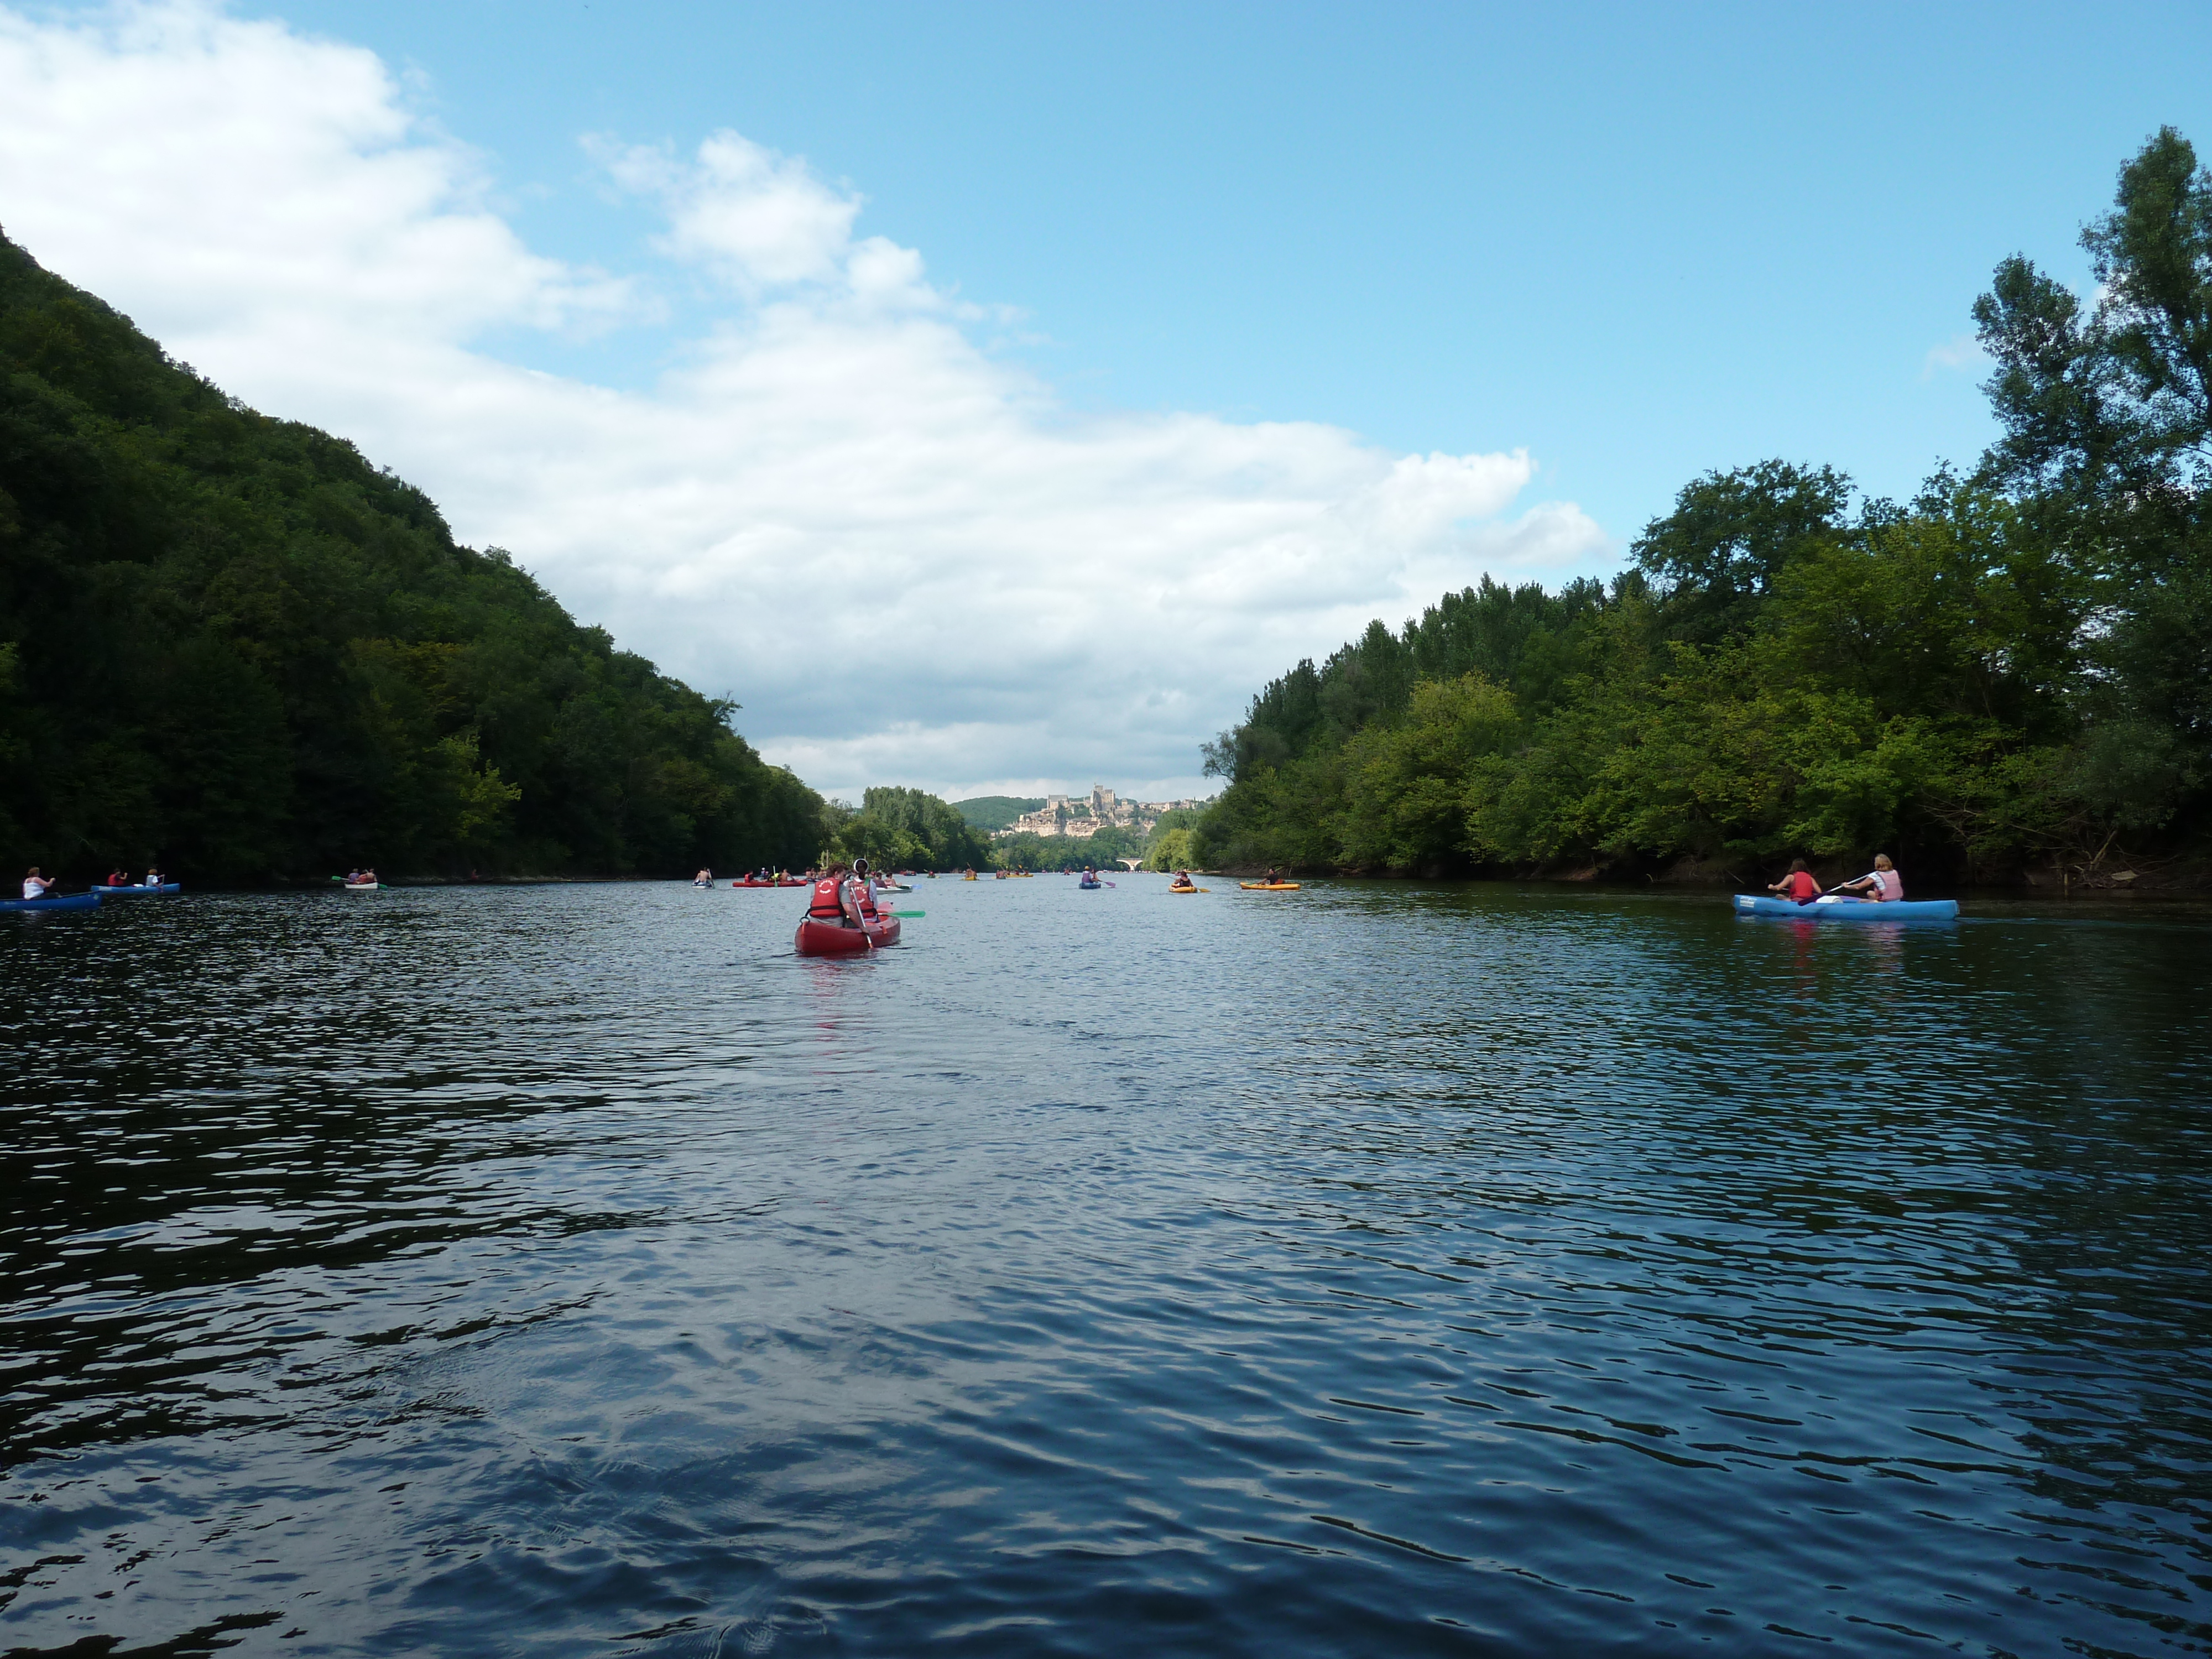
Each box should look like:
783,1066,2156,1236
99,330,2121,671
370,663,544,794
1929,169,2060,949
1239,881,1301,890
1169,885,1206,894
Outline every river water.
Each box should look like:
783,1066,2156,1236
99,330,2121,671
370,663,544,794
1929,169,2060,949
2,878,2208,1657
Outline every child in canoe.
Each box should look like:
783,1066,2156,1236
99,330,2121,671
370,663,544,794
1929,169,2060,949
1766,859,1820,905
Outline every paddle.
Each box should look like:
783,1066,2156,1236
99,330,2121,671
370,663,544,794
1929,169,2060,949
892,909,925,917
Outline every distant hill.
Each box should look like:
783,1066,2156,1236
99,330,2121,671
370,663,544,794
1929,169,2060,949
0,231,827,880
952,796,1046,833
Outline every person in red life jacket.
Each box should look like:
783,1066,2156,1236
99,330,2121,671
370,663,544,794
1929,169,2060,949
1766,858,1822,905
808,862,859,928
849,859,882,921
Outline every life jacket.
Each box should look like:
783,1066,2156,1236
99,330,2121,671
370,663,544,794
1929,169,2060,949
807,878,847,920
854,880,880,920
1787,870,1819,902
1872,869,1903,901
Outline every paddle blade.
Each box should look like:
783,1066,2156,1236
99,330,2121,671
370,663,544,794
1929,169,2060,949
893,909,926,917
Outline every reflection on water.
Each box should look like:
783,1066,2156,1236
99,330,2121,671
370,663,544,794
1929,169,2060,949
3,880,2209,1656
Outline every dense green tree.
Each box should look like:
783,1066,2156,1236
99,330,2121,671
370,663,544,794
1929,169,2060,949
822,786,992,871
0,232,825,881
1193,131,2209,883
1972,124,2212,832
1631,460,1852,645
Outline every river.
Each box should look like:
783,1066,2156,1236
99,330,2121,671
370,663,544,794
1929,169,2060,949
2,877,2208,1656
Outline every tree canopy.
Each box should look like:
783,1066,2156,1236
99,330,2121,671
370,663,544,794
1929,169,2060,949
1192,130,2212,884
821,787,993,872
0,232,828,881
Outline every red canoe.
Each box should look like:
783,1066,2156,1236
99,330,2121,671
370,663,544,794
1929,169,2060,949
794,913,902,956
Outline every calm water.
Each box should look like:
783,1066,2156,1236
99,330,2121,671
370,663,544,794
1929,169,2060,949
3,878,2209,1657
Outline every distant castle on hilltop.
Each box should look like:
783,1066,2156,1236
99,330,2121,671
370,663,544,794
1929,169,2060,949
999,784,1203,840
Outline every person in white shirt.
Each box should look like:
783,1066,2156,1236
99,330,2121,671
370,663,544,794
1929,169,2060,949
1838,853,1905,903
22,867,56,900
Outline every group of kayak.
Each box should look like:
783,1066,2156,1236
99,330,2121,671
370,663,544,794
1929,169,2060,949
7,864,180,911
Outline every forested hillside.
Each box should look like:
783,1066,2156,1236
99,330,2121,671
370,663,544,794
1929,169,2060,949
951,795,1045,833
0,232,827,881
1193,129,2212,888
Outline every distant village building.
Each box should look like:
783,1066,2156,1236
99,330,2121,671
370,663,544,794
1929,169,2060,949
998,785,1206,840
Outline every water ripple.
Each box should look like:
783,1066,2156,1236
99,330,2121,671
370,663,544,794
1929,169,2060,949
2,880,2209,1656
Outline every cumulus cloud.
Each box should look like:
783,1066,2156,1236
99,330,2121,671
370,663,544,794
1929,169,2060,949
0,1,1612,800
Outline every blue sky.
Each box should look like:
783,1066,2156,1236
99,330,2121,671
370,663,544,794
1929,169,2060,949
6,2,2208,799
242,0,2209,535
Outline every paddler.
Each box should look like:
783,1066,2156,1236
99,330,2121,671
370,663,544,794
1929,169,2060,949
1766,858,1821,905
853,859,886,921
1170,868,1197,892
1262,867,1283,886
807,862,860,929
1838,853,1904,903
22,867,56,900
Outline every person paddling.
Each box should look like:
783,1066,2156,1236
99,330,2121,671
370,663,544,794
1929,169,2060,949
1838,854,1904,904
807,862,859,929
1170,868,1197,892
1767,858,1821,905
22,867,56,901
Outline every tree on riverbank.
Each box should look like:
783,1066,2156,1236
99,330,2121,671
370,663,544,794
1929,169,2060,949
0,233,829,881
820,787,993,871
1192,129,2212,888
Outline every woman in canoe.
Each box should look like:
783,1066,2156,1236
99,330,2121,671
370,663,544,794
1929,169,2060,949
22,867,55,901
1170,869,1198,892
1838,854,1904,904
1766,859,1821,905
806,863,862,931
851,860,885,920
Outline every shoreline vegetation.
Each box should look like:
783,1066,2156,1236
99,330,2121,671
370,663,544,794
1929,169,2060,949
9,129,2207,896
0,230,837,884
1187,129,2212,894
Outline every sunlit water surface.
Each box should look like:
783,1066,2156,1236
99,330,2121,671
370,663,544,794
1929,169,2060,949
3,878,2209,1657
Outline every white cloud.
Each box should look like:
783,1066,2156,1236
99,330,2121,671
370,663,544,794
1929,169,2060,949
1922,333,1988,380
0,1,1613,801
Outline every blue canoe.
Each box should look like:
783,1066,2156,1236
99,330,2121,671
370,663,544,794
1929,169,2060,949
1734,894,1958,920
92,883,180,897
1078,880,1103,889
1,892,101,912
